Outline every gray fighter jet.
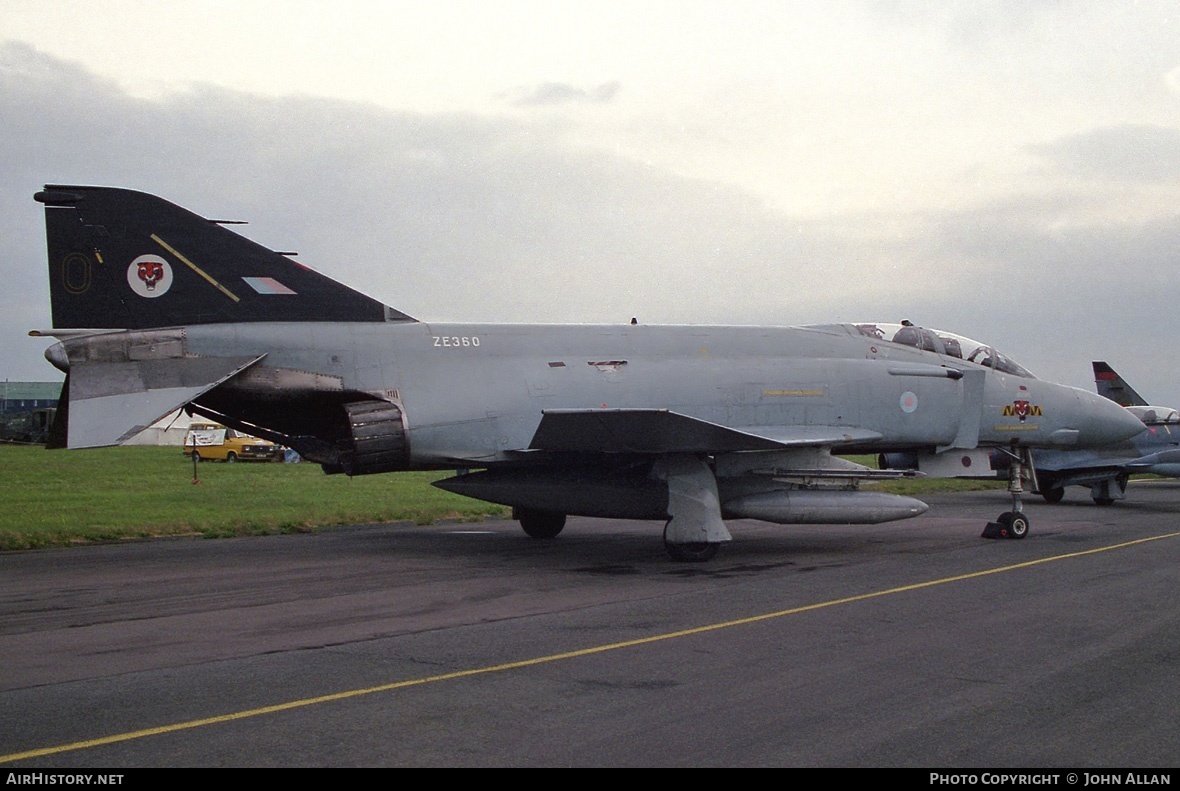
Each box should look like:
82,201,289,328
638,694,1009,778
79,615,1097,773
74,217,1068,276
1031,362,1180,505
30,186,1143,560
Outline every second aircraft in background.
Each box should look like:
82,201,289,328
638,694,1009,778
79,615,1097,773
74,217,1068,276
1032,362,1180,505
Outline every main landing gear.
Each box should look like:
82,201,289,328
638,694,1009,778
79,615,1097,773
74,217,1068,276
983,445,1032,540
663,522,720,562
1091,473,1128,507
657,457,730,562
515,508,566,539
1040,484,1065,504
511,459,731,562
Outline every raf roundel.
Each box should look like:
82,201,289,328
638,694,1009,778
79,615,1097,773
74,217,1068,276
900,391,919,414
127,254,173,298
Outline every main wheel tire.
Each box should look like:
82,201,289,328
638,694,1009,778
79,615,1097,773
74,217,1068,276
226,452,237,463
518,510,566,539
192,451,202,463
1041,486,1065,504
665,542,720,562
1093,496,1115,506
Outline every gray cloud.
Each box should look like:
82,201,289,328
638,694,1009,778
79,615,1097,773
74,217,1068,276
1030,124,1180,183
503,80,621,107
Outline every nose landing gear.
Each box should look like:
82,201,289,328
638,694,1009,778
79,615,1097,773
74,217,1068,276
983,445,1033,540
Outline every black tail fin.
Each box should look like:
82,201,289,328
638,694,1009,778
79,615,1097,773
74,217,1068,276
1092,361,1147,407
36,185,414,329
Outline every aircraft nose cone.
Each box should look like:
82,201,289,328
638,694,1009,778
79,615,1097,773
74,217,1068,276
1080,390,1146,446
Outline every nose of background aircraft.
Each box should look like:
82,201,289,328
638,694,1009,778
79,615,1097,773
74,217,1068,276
1076,388,1146,446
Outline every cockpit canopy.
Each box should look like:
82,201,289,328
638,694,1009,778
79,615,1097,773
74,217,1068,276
1125,405,1180,425
828,322,1036,378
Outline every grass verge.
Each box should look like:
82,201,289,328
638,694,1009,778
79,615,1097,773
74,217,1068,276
0,445,509,550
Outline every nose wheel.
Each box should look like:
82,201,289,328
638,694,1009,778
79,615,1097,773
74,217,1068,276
983,445,1032,540
993,510,1029,539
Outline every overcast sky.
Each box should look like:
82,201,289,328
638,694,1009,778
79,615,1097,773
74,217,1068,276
3,1,1179,405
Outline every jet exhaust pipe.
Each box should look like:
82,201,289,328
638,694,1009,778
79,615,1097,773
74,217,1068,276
319,400,411,475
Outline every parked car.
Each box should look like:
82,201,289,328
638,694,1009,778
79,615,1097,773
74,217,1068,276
183,422,282,462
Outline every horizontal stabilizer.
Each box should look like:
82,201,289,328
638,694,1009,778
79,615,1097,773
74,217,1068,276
529,408,882,454
66,355,265,448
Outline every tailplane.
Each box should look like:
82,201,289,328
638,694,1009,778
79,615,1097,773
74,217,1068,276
1092,361,1147,407
36,185,414,329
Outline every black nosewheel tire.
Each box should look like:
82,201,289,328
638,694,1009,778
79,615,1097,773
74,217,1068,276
995,511,1029,539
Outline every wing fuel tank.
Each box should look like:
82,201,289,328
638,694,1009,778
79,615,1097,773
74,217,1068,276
722,489,929,524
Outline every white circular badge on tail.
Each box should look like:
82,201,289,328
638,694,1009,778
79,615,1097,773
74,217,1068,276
900,391,918,413
127,255,173,298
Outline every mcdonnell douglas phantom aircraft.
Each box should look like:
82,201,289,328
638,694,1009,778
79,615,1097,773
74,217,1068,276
30,186,1144,560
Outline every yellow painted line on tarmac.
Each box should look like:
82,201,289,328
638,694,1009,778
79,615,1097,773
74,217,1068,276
3,531,1177,764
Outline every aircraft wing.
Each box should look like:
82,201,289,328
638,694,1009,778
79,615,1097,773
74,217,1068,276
528,408,883,454
56,355,266,449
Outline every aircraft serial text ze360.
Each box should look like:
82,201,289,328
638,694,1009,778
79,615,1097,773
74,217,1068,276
30,186,1143,560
